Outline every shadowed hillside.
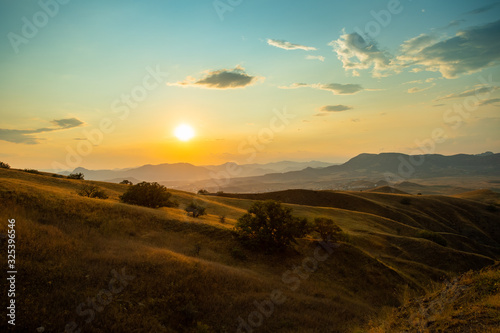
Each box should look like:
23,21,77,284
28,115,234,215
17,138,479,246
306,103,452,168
0,168,499,332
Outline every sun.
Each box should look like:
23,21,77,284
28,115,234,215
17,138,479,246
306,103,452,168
174,124,195,141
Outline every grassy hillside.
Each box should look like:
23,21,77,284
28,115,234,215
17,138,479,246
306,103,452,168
0,168,499,332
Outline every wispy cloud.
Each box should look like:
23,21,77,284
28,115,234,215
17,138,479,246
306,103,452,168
319,105,353,112
437,86,498,100
329,32,393,77
466,2,500,15
479,98,500,106
167,66,262,89
280,82,363,95
306,55,325,62
407,84,435,94
0,118,85,144
267,39,316,51
398,19,500,78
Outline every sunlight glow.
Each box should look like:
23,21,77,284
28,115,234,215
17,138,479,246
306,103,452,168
174,124,195,141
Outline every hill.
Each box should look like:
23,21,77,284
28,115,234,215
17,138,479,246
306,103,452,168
368,262,500,332
176,152,500,193
0,167,499,332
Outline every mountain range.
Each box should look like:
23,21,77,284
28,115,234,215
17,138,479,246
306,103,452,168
65,152,500,194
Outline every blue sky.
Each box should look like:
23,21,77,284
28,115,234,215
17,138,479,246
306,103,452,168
1,0,500,170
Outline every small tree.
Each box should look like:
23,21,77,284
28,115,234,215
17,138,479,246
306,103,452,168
119,179,133,185
68,172,84,180
78,184,108,199
185,202,207,218
313,218,344,242
119,181,177,208
0,162,11,169
234,200,308,251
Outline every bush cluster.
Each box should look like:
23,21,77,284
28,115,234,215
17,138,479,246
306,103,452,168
119,181,177,208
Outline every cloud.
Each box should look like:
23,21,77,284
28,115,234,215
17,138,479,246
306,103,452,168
479,98,500,106
437,86,498,100
306,55,325,62
466,2,500,15
320,105,353,112
407,84,435,94
400,34,437,54
267,39,316,51
167,66,261,89
0,118,85,144
329,32,393,77
442,19,466,29
280,82,363,95
398,20,500,78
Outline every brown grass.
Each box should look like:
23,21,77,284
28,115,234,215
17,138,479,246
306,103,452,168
0,168,499,332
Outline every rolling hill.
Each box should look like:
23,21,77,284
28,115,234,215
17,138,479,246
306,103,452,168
0,167,499,332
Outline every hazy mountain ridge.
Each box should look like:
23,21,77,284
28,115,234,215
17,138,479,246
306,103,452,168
65,160,336,182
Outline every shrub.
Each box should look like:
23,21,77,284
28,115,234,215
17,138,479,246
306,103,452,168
197,189,209,195
119,179,133,185
313,217,345,242
52,174,64,178
0,162,11,169
400,197,411,205
23,169,41,174
234,200,309,251
120,181,177,208
185,202,207,218
68,172,84,180
416,230,447,247
219,215,226,224
216,191,224,196
77,184,108,199
485,204,498,213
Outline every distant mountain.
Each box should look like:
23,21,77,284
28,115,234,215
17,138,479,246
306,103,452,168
67,160,335,183
176,152,500,193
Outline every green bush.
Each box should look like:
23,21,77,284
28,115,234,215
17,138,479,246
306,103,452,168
0,162,11,169
416,230,447,247
313,217,346,242
234,200,308,251
185,202,207,218
68,172,84,180
400,197,412,205
23,169,41,174
77,184,108,199
119,181,177,208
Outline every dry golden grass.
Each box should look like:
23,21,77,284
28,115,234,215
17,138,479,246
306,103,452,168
0,168,499,332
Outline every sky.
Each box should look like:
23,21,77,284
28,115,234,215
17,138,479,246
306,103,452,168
1,0,500,171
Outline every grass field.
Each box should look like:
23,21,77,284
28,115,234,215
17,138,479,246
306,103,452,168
0,168,499,332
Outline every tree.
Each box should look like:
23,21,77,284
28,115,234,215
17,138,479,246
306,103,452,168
0,162,11,169
313,217,344,242
185,202,207,218
119,181,177,208
234,200,309,251
197,189,209,195
119,179,133,185
77,184,108,199
68,172,84,180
